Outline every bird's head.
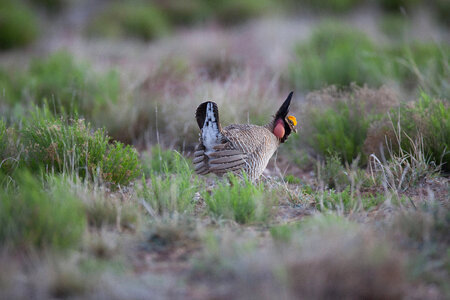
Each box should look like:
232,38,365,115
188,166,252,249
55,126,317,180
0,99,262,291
272,92,298,143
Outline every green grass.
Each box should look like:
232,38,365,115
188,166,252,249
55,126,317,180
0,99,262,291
22,107,109,179
0,0,39,50
102,142,142,187
21,107,141,186
141,145,187,176
379,14,410,39
140,153,199,216
0,172,86,250
303,97,373,165
83,190,141,230
0,120,19,174
389,92,450,172
0,51,120,120
26,51,120,118
286,0,363,13
155,0,209,26
29,0,68,13
203,173,274,224
207,0,275,26
385,43,450,99
289,21,449,97
87,2,170,41
289,22,383,91
315,187,386,213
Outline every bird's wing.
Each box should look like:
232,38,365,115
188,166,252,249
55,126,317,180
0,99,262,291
203,125,269,174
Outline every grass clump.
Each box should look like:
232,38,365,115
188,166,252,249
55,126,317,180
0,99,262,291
0,0,39,50
22,108,108,178
0,172,86,250
29,0,68,13
0,120,20,174
21,107,141,186
289,22,383,91
385,43,450,99
142,145,186,176
203,173,274,224
26,51,120,118
207,0,274,26
140,153,199,216
370,92,450,173
82,190,141,231
87,2,170,41
101,142,141,187
155,0,208,26
301,86,397,166
289,0,362,13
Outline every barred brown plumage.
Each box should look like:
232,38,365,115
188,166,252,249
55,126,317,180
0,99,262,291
193,92,297,181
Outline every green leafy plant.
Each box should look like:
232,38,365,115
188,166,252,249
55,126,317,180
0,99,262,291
21,107,141,185
0,0,39,50
102,142,142,187
0,120,20,174
22,108,108,179
203,173,274,224
289,22,383,91
140,153,199,216
386,93,449,172
306,100,372,165
0,172,86,250
141,145,187,176
87,2,170,41
207,0,274,26
26,51,120,118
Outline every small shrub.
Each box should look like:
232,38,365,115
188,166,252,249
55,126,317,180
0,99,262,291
26,51,120,118
203,173,274,224
369,93,450,173
207,0,274,26
102,142,141,187
306,99,371,165
22,108,109,178
82,191,141,230
143,217,199,253
0,0,39,50
155,0,208,26
22,107,141,185
290,0,362,13
140,154,199,216
0,120,20,174
29,0,68,13
433,0,450,27
379,14,410,39
314,187,354,213
379,0,421,12
301,86,397,165
289,22,383,91
385,42,450,99
87,2,170,41
286,216,405,299
284,174,301,184
141,145,185,176
0,172,86,250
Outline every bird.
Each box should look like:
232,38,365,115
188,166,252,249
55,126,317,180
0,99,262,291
193,92,297,181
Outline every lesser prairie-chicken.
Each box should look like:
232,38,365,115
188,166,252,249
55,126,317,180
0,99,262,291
193,92,297,180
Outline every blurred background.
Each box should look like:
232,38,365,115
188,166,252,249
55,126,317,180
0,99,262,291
0,0,448,152
1,1,449,299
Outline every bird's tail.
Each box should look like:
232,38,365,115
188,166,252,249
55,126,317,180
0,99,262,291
195,101,222,153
